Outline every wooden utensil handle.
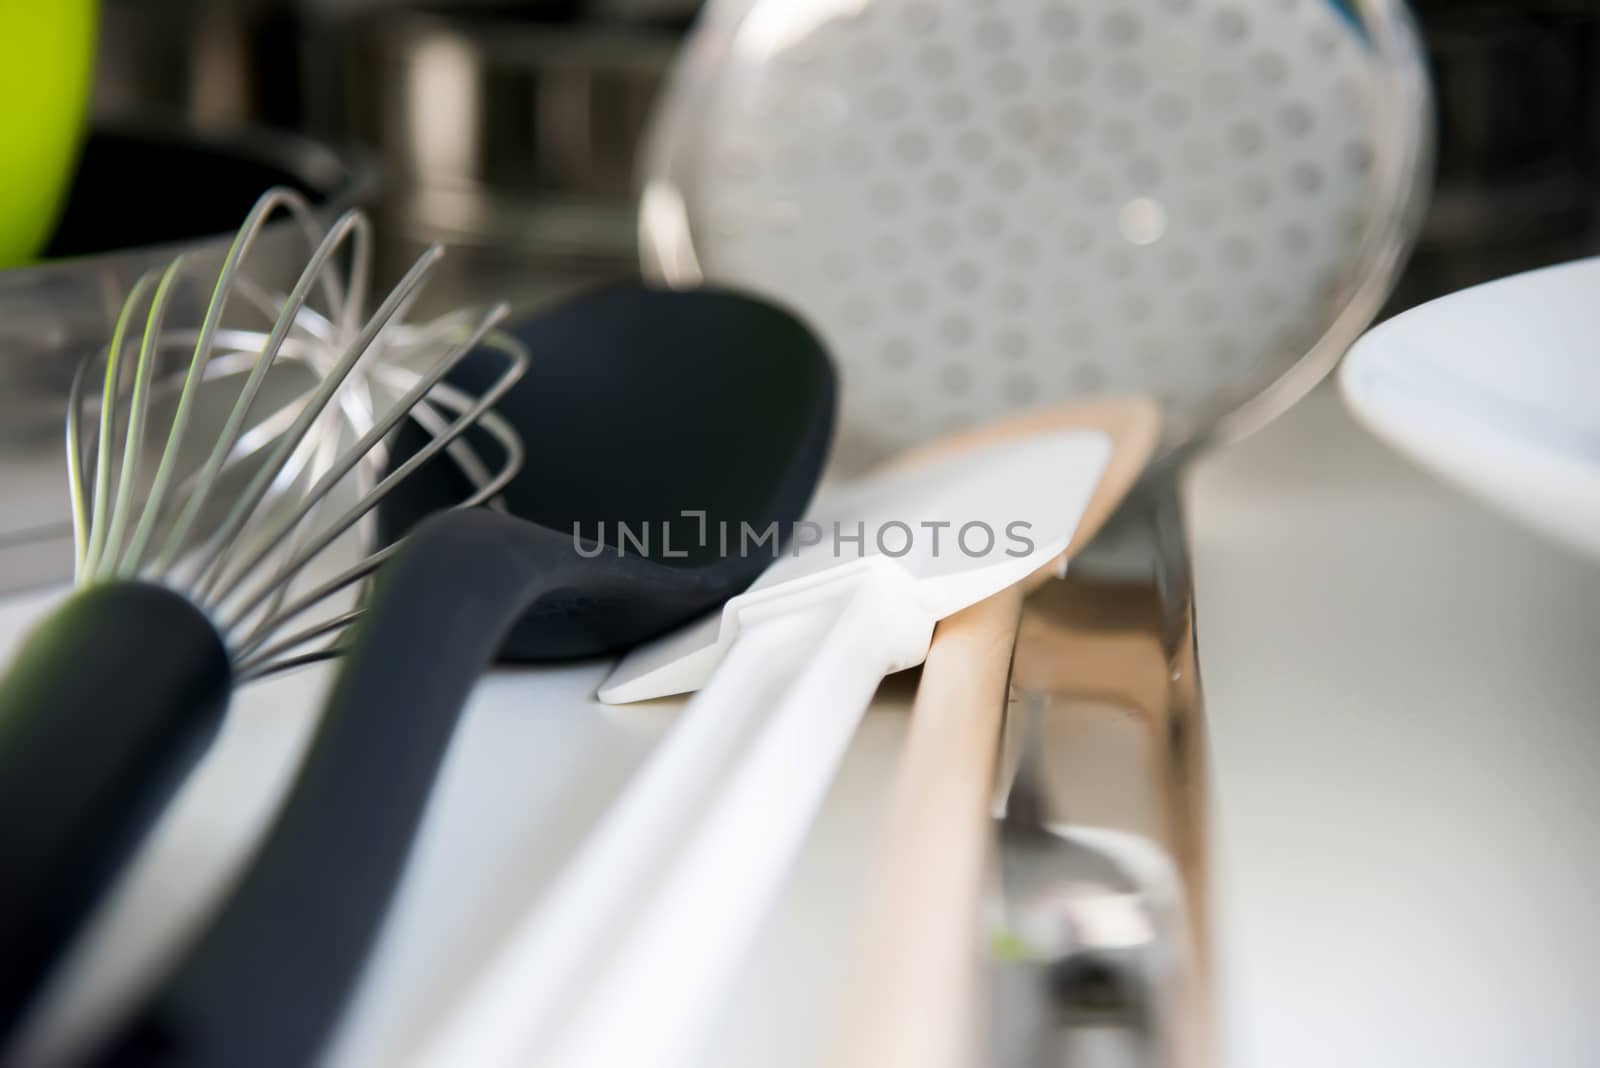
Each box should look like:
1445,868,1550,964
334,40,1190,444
836,585,1026,1068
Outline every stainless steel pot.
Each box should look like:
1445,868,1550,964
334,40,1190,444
342,6,681,316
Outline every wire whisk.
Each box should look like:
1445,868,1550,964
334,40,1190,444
0,187,528,1046
64,186,528,680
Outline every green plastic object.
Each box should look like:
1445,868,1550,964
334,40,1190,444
0,0,97,269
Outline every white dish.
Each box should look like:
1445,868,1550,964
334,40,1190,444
1340,257,1600,561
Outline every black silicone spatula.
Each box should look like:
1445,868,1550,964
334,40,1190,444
91,280,835,1068
374,278,839,658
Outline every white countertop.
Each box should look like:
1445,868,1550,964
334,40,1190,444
1191,383,1600,1068
5,380,1599,1067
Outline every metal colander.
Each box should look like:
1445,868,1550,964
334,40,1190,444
641,0,1431,470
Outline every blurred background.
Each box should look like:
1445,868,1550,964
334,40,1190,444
3,0,1598,593
1,7,1597,1066
83,0,1600,312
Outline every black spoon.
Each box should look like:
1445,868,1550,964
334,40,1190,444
91,280,835,1068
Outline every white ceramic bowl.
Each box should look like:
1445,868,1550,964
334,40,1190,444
1341,257,1600,561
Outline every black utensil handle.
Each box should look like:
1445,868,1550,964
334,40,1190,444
0,582,229,1044
95,508,592,1068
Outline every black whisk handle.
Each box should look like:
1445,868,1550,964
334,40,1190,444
0,581,230,1044
93,509,586,1068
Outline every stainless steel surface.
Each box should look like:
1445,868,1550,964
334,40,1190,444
1392,1,1600,308
587,0,704,21
995,720,1175,1068
92,0,262,128
995,481,1210,1068
0,122,377,595
344,8,678,317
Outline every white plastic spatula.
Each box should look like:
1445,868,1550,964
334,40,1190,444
601,430,1105,702
410,427,1112,1068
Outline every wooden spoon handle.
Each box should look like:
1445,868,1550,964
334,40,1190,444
835,586,1025,1068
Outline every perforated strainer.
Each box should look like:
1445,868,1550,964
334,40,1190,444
640,0,1431,471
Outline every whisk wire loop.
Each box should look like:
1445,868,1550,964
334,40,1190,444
65,188,528,680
